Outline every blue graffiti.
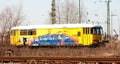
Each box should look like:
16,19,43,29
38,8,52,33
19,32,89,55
32,34,76,46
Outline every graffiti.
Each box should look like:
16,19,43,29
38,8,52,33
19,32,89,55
32,33,78,46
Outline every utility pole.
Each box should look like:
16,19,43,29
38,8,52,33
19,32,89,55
51,0,56,24
79,0,81,23
111,12,116,36
106,0,111,36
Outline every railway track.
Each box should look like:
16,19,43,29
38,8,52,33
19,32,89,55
0,56,120,64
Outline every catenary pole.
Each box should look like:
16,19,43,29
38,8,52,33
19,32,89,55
51,0,56,24
107,0,111,36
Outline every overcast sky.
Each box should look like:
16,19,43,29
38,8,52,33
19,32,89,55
0,0,120,36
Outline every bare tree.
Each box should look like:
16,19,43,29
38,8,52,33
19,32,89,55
49,0,85,24
55,0,82,24
56,0,61,24
0,5,24,44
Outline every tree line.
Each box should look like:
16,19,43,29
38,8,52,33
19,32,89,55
0,4,24,44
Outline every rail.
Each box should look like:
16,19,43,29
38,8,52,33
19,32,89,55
0,56,120,63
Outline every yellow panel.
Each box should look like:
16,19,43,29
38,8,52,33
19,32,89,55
66,28,82,45
81,28,93,46
36,28,48,36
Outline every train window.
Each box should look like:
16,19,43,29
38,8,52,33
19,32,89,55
14,30,16,35
32,29,36,35
84,28,89,34
28,30,32,35
91,27,103,34
11,30,13,35
100,28,103,34
86,28,87,34
77,32,81,36
91,28,93,34
83,28,88,34
87,28,89,34
83,28,85,34
13,30,16,35
89,28,91,34
87,28,88,34
91,28,96,34
16,30,19,35
11,30,15,36
20,30,27,35
28,29,36,35
83,28,90,34
88,28,90,34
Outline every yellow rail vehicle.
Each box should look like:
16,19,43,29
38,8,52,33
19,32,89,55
10,24,103,46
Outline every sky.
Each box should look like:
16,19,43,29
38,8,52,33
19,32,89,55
0,0,51,25
0,0,120,36
82,0,120,36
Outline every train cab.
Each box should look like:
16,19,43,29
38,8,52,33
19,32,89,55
91,26,103,45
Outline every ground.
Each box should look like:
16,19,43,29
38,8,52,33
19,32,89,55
0,37,120,58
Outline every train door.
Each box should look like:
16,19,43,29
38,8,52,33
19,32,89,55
20,30,27,46
83,28,91,45
13,30,19,45
11,30,15,45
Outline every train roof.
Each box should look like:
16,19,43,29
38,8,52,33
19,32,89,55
11,23,102,30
